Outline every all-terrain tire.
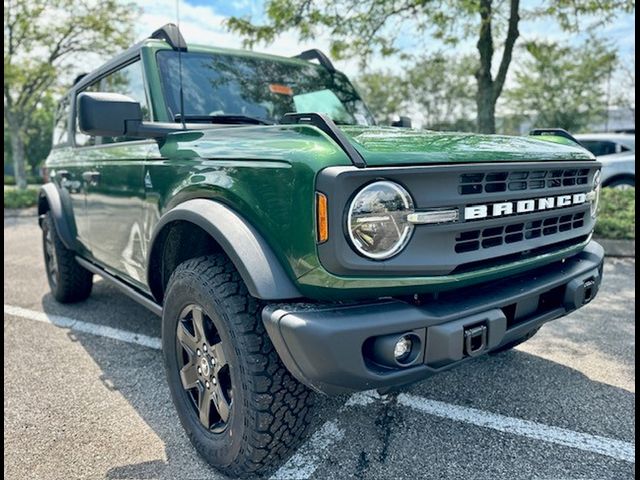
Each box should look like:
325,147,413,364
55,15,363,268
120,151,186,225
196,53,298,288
41,211,93,303
162,254,314,478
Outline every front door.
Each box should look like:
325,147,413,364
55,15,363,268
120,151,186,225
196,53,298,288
76,59,154,287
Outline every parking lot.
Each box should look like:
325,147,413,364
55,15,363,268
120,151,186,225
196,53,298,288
4,213,635,479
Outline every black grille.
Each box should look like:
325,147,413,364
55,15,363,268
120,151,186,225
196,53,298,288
459,168,590,195
455,211,587,253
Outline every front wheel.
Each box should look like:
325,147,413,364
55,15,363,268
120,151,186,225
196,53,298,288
162,254,314,477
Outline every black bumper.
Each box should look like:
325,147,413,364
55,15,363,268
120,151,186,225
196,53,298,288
262,241,605,395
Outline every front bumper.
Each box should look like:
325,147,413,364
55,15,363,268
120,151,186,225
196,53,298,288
263,241,604,395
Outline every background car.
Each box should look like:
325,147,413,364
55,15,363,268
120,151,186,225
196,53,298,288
575,133,635,189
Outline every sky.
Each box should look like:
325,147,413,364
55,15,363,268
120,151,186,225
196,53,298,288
133,0,635,80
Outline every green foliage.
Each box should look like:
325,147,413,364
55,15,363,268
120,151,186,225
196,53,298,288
227,0,634,133
407,54,477,130
3,185,39,209
4,175,15,185
595,188,635,240
4,94,54,174
356,53,477,130
4,0,139,189
504,37,618,132
355,72,408,125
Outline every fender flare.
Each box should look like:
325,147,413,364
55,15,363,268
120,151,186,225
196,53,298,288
147,199,302,301
38,183,78,251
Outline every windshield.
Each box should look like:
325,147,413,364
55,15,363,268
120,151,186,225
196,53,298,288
157,50,375,126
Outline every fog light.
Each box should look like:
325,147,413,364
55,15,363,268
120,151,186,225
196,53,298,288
369,331,423,368
394,336,412,361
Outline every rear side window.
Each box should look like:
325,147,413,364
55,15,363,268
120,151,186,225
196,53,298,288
52,97,70,147
75,60,150,147
580,140,617,156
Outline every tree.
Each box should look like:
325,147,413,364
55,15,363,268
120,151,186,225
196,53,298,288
226,0,634,134
406,53,476,130
356,53,477,130
504,38,618,132
355,71,408,125
4,0,138,189
4,94,54,177
613,52,635,125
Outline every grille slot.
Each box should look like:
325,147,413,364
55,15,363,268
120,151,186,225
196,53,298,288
455,212,586,253
459,168,590,195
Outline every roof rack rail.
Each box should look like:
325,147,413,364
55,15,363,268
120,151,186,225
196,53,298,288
150,23,187,51
529,128,582,147
293,49,336,73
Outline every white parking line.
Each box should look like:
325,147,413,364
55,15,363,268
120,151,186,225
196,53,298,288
3,304,162,350
270,420,345,480
397,393,635,463
5,303,635,471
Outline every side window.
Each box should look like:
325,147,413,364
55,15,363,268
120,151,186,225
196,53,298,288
53,97,70,147
101,61,150,144
582,140,617,157
75,60,150,147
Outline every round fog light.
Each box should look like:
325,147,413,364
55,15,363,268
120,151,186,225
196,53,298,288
394,336,412,361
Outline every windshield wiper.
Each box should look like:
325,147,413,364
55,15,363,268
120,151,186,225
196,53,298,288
174,114,275,125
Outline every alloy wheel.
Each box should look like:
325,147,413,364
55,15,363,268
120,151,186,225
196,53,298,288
176,304,233,433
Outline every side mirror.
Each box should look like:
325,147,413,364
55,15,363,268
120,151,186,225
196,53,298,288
391,116,412,128
77,92,180,139
77,92,143,137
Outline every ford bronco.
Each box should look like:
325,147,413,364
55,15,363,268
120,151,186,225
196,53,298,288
39,24,604,477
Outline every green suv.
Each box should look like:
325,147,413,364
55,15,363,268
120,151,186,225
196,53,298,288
39,24,604,477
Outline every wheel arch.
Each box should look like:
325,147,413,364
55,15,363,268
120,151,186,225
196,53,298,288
37,183,78,251
602,173,635,188
147,199,302,304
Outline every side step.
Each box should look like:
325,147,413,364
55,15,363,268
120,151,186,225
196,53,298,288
75,256,163,317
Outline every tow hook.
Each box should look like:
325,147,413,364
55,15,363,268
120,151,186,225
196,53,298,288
464,324,488,357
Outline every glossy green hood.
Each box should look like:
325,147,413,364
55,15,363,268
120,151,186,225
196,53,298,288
340,126,595,166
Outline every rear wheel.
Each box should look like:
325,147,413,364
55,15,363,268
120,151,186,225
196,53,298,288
41,211,93,303
162,254,314,477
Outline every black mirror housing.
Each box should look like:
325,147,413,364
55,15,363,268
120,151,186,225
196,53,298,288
391,116,412,128
77,92,182,139
77,92,143,137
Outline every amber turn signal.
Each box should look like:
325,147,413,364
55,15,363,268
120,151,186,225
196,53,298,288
316,192,329,243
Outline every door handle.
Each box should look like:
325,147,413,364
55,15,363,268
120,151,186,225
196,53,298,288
82,171,101,185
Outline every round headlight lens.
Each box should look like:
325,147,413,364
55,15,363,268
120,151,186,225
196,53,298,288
591,170,601,218
347,181,414,260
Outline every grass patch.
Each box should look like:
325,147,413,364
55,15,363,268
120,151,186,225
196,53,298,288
594,188,635,240
4,186,39,209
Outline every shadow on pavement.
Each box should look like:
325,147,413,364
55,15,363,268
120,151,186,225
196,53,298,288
40,289,634,479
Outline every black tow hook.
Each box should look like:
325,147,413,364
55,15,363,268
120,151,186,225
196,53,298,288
464,324,488,357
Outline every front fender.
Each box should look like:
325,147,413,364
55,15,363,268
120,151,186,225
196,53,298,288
147,199,302,301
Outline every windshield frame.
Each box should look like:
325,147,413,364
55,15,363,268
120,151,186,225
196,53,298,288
154,49,376,126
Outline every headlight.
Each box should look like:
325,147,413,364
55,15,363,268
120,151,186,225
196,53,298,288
347,181,414,259
590,170,601,218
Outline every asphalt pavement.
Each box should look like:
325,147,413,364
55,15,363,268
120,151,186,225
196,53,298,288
4,214,635,479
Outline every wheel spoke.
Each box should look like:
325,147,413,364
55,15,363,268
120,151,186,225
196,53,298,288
210,343,227,372
212,384,231,423
176,322,199,354
198,384,213,428
191,308,206,344
179,362,199,390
